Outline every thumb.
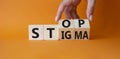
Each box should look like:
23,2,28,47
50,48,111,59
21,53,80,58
86,0,96,21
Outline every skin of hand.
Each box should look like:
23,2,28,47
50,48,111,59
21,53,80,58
55,0,96,22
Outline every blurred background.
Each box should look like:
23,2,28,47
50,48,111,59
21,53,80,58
0,0,120,39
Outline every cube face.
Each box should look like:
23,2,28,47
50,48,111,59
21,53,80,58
73,28,90,40
29,25,44,40
59,28,74,40
59,20,74,28
74,19,90,28
44,25,58,40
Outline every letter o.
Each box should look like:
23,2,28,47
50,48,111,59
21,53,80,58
62,20,70,28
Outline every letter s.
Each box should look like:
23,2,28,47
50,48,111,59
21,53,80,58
32,28,39,38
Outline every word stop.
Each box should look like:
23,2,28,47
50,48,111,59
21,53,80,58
29,19,90,40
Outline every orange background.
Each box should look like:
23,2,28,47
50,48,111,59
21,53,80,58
0,0,120,59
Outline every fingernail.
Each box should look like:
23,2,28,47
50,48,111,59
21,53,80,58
55,16,58,22
89,15,92,21
55,17,57,22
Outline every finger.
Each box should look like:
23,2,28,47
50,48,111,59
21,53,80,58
72,0,81,6
64,6,72,19
55,2,66,22
86,0,96,21
71,6,80,19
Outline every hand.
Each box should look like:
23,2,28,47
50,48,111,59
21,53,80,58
55,0,96,21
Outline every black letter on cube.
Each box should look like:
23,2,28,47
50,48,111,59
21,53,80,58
62,20,70,28
47,28,55,38
79,20,85,27
75,31,82,39
61,31,71,39
32,28,39,38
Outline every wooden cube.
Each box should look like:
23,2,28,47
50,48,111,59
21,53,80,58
44,25,58,40
29,25,44,40
59,19,74,40
74,19,90,40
